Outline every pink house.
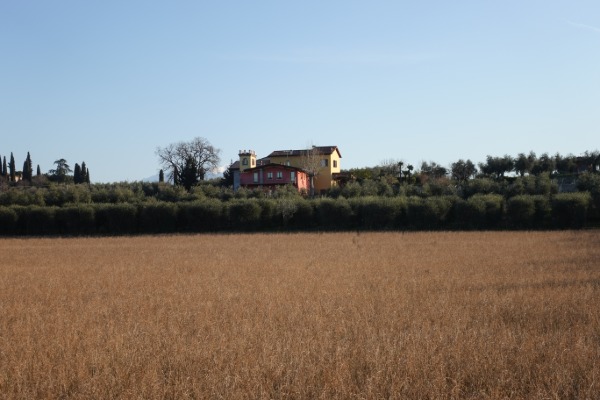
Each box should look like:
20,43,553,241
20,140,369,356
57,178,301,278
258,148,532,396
239,163,309,192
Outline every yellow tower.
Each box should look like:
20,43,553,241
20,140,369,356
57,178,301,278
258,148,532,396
238,150,256,172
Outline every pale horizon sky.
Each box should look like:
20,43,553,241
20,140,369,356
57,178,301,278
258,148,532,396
1,1,599,182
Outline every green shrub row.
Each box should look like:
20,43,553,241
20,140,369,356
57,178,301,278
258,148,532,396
0,193,595,236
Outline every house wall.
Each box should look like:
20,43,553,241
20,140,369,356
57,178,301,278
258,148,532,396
269,150,341,193
239,165,309,192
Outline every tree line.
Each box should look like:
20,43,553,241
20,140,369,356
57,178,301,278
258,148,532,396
1,139,599,235
0,151,90,185
351,150,600,186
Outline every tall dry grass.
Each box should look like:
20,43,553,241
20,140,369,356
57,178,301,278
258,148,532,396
0,231,599,399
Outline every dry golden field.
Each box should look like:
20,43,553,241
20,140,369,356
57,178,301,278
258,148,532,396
1,231,599,399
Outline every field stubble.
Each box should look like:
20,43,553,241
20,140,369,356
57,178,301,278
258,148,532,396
0,231,599,399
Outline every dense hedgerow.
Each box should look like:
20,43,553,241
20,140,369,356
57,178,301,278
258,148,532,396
177,200,223,232
0,191,596,236
551,192,592,228
406,196,456,230
0,207,18,234
55,206,96,235
138,202,178,233
94,203,138,234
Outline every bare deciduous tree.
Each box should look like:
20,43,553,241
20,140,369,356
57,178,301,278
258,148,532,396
301,146,323,197
156,137,221,187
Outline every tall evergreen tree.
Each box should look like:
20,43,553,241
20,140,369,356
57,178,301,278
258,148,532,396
81,161,88,184
73,163,82,184
159,169,164,183
23,152,33,181
37,164,41,177
2,156,6,178
9,152,16,182
180,156,198,191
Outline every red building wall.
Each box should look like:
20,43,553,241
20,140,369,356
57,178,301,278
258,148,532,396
239,164,309,192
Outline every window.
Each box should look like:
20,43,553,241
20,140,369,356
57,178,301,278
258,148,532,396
276,171,283,179
252,159,255,166
333,160,338,168
242,158,248,166
267,172,273,180
321,159,328,167
253,172,259,183
290,171,296,182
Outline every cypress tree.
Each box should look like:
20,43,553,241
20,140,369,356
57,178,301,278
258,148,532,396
85,168,90,183
23,152,33,181
181,157,199,191
74,163,82,184
37,165,41,177
2,156,6,178
81,162,88,184
9,152,16,182
159,169,164,183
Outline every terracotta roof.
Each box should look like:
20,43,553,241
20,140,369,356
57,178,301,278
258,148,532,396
268,146,341,158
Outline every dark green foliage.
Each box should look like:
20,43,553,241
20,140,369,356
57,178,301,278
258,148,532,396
81,162,89,184
288,199,314,229
227,199,262,229
577,173,600,221
479,155,514,180
23,152,33,182
506,195,536,228
315,198,353,229
451,159,477,183
531,153,555,175
55,206,95,235
181,156,199,191
90,185,139,204
155,184,188,202
0,187,43,206
463,178,504,198
221,164,233,187
139,202,178,233
0,207,18,235
44,185,92,206
551,192,591,228
22,206,57,235
73,163,82,184
454,198,487,229
257,198,278,228
340,181,362,198
178,200,223,232
94,204,138,234
2,156,7,177
159,169,165,183
475,194,504,228
351,197,407,230
9,153,16,182
406,196,455,229
48,159,72,183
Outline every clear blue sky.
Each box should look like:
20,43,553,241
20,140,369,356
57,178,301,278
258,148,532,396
1,1,598,182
